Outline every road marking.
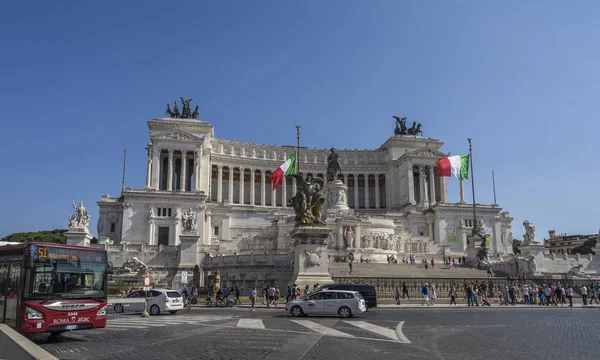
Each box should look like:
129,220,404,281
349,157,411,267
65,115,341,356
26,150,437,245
343,321,399,341
290,320,354,338
395,321,411,343
237,319,265,329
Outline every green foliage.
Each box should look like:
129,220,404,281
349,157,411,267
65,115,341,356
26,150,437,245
513,239,522,255
572,237,597,255
1,229,68,244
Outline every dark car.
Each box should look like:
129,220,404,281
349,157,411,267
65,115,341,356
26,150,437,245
317,284,377,308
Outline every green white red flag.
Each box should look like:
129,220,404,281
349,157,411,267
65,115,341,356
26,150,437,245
269,152,297,190
436,154,469,179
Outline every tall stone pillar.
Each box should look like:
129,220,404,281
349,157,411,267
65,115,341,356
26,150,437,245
167,149,174,191
459,177,466,204
429,166,436,206
374,174,380,209
364,174,370,209
151,145,160,190
289,226,334,288
250,168,256,205
343,173,348,186
217,165,223,202
407,163,416,205
353,174,359,208
355,226,362,251
282,176,287,207
145,146,152,189
418,165,425,206
292,177,297,197
271,184,277,207
260,170,266,206
180,151,187,192
194,147,202,192
228,166,234,203
239,167,245,204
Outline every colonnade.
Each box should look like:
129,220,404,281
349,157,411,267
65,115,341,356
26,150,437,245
147,146,202,192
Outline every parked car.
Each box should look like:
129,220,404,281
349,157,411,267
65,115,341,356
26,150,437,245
113,289,184,315
316,284,378,308
285,290,366,318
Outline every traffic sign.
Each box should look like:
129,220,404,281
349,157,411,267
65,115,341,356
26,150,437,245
181,271,188,284
143,275,150,287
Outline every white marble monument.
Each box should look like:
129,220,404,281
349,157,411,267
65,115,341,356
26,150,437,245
65,201,93,247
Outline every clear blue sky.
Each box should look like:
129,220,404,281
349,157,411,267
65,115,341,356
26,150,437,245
1,1,598,240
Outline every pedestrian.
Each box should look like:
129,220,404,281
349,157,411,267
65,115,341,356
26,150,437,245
402,281,410,299
421,283,430,306
566,285,574,307
348,260,353,273
589,285,599,305
431,258,435,269
466,284,474,307
581,284,588,305
430,285,437,305
395,287,401,305
448,286,457,306
286,286,292,303
250,287,257,311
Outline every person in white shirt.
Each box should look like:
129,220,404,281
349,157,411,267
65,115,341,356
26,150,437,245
581,285,588,305
566,285,574,307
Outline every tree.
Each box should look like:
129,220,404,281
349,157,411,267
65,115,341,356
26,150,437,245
513,239,522,255
1,229,98,244
571,237,597,255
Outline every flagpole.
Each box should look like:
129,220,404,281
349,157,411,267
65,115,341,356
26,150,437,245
121,148,127,192
468,138,477,236
492,171,497,205
295,125,301,174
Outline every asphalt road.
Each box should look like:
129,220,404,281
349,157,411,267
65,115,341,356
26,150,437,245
32,306,600,360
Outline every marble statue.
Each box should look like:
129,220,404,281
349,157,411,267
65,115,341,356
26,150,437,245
180,97,193,119
522,220,540,245
114,257,148,275
343,226,355,248
182,208,198,233
327,148,343,182
69,201,91,232
566,264,591,279
289,175,325,225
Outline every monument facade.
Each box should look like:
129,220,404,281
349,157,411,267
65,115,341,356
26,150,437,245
96,109,516,288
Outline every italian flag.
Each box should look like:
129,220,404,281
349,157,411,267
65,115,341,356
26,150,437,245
436,154,470,179
269,152,297,190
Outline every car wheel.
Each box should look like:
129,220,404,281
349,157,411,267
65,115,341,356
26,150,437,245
150,305,160,315
114,304,124,314
169,311,178,314
290,306,304,317
338,306,352,318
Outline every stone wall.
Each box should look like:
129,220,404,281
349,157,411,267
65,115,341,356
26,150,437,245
489,252,600,279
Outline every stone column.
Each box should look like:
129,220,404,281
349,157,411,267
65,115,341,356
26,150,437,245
167,149,174,191
427,219,435,243
418,165,425,206
145,146,152,189
374,174,380,209
407,163,415,205
194,147,202,191
260,169,266,206
271,182,277,207
355,226,362,251
180,150,187,192
239,167,245,204
151,145,160,190
217,165,223,202
250,168,256,205
364,173,370,209
228,166,234,203
429,166,436,206
343,173,348,186
459,177,466,204
353,174,359,208
292,176,297,196
282,176,287,207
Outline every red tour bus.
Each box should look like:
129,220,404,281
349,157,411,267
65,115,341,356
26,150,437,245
0,242,110,335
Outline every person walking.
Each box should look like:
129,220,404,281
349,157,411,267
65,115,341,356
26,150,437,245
421,283,430,306
581,284,588,305
566,285,574,307
430,284,437,305
402,281,410,299
466,284,474,307
448,286,457,306
588,285,599,305
250,287,257,311
395,287,401,305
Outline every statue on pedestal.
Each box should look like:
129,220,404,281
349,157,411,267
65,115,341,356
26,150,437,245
69,201,91,232
165,98,198,119
327,148,343,182
393,116,408,135
343,226,355,248
522,220,540,246
182,208,198,233
289,175,325,226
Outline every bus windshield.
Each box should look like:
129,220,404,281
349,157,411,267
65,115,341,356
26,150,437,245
24,246,108,300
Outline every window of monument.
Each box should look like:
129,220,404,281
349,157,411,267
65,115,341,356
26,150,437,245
168,208,172,217
110,223,116,232
214,226,219,236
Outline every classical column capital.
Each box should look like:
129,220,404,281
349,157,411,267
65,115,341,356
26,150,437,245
217,164,223,170
168,148,174,155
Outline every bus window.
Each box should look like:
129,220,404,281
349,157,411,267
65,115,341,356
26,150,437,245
0,264,8,323
5,263,22,328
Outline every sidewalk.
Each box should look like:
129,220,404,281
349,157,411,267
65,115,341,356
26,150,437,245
377,302,600,308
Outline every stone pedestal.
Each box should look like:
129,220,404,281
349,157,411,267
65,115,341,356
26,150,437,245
323,180,350,216
521,243,544,256
64,230,93,247
179,233,200,267
289,226,334,288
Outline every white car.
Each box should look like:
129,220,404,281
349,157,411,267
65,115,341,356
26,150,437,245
147,289,184,315
284,290,367,318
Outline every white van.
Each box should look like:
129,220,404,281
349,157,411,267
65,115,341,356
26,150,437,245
147,289,184,315
284,290,367,318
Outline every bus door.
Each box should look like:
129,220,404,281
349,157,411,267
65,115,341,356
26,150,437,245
0,263,8,323
4,262,22,328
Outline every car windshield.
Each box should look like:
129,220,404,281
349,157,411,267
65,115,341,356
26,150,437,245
25,261,106,300
166,291,181,298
